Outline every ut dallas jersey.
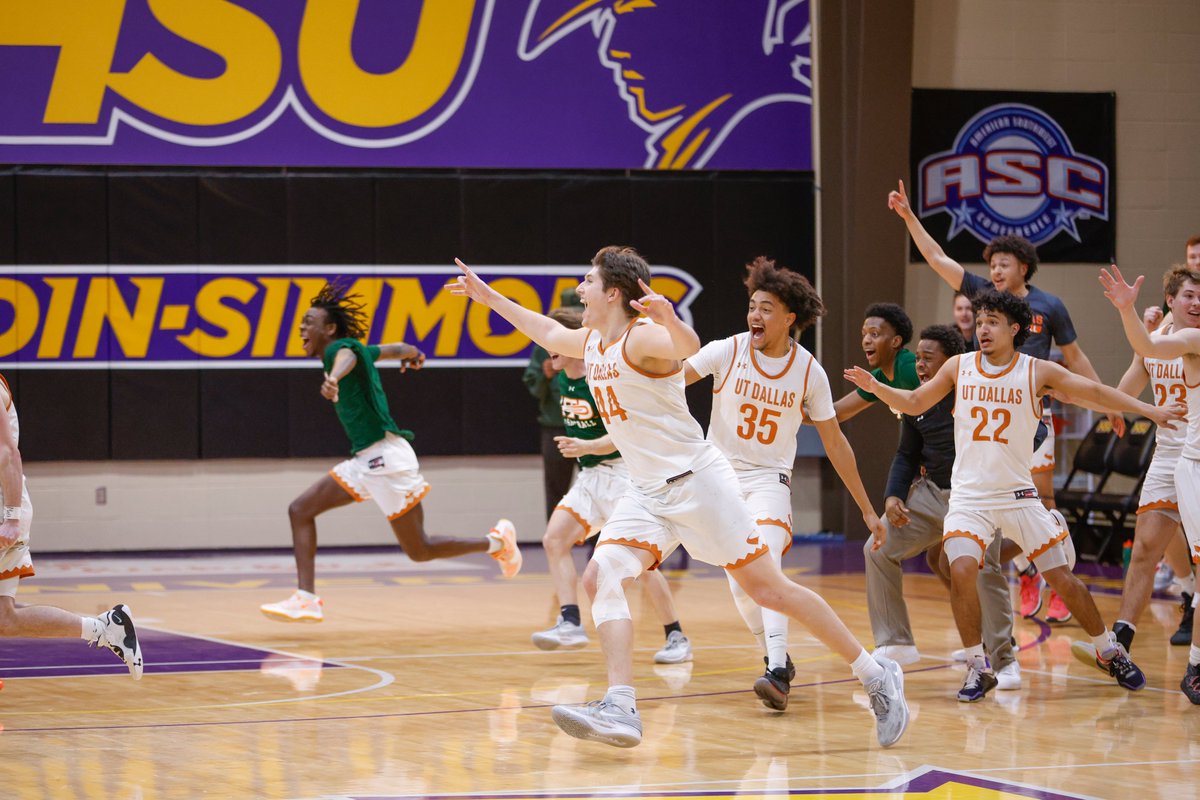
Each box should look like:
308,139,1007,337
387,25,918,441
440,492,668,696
1145,324,1187,454
688,333,834,474
952,352,1044,509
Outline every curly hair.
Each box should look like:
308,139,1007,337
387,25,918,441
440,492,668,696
863,302,913,346
1162,264,1200,298
592,245,651,318
310,281,370,340
743,256,825,334
982,235,1039,282
918,324,966,358
972,287,1032,348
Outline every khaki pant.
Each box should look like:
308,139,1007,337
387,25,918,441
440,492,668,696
864,477,1015,669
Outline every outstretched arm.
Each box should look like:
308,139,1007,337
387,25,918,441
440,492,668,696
376,342,426,372
1037,360,1184,430
832,390,872,422
843,355,959,417
813,417,887,550
555,434,616,458
450,259,589,358
888,179,966,290
1100,265,1200,360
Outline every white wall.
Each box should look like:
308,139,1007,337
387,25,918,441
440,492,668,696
908,0,1200,385
25,455,824,552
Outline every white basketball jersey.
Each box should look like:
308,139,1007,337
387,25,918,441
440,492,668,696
952,352,1043,508
583,321,720,491
1145,324,1187,454
1180,355,1200,461
689,333,834,473
0,373,28,513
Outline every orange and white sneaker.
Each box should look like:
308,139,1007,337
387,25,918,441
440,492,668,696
260,591,324,622
489,518,522,578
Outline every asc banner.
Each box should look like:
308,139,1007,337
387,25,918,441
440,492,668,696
0,266,702,368
910,89,1115,263
0,0,813,170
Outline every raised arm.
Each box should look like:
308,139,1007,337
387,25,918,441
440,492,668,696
1036,360,1183,430
843,355,959,417
1100,265,1200,360
887,179,966,290
625,278,701,363
451,259,589,358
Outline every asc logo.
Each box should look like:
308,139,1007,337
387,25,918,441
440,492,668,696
917,103,1109,246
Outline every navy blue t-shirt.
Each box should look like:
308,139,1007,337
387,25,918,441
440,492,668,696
960,271,1077,360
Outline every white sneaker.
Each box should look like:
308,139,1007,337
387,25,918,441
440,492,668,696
532,617,589,650
873,644,920,665
951,647,967,662
94,604,143,680
551,698,642,748
866,655,909,748
260,591,324,622
1154,561,1176,592
653,630,693,664
996,660,1022,690
488,519,522,578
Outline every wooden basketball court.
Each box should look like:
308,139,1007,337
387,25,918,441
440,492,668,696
1,543,1196,799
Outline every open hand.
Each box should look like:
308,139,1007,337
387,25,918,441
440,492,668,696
866,512,887,550
1099,264,1143,310
629,278,677,323
449,258,493,305
1150,401,1187,431
843,365,880,394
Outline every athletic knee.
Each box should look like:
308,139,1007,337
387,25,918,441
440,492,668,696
0,602,16,633
581,561,600,600
949,556,978,584
588,545,643,626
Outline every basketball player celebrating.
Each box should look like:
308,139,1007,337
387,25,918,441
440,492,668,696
889,179,1119,623
532,307,693,665
260,282,522,623
845,288,1177,701
452,247,909,748
0,374,143,679
1099,265,1200,703
684,256,885,710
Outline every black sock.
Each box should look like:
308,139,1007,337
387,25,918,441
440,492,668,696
560,604,581,626
664,621,682,638
1113,621,1135,652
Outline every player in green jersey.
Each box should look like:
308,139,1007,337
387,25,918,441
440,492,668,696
261,282,522,622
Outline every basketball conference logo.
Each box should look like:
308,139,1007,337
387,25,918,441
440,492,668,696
917,103,1110,247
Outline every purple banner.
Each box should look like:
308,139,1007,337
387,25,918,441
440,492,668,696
0,266,702,368
0,0,813,170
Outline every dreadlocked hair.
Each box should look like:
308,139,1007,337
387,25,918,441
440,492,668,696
311,281,370,340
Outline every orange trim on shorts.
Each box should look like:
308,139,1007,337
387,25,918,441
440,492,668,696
328,469,366,502
597,537,663,570
712,337,740,395
722,543,770,570
1027,528,1069,562
750,339,797,380
1136,499,1179,515
0,564,34,581
386,483,430,521
975,351,1020,379
1030,463,1056,474
943,529,989,568
554,504,592,543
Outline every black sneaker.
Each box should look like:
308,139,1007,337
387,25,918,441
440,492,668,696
763,654,797,683
1170,593,1194,646
753,667,791,710
1113,621,1135,653
1098,644,1146,691
957,666,998,702
1181,663,1200,705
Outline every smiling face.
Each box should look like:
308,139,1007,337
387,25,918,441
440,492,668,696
988,252,1028,293
915,338,950,383
953,294,975,333
861,316,899,368
747,289,795,356
974,308,1018,357
299,307,336,358
1167,279,1200,330
575,266,611,329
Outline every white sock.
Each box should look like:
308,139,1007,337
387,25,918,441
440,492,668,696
486,533,501,554
1177,572,1196,596
763,610,789,671
81,616,104,643
963,643,989,671
605,684,637,713
1190,644,1200,667
1092,628,1117,658
850,648,884,684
